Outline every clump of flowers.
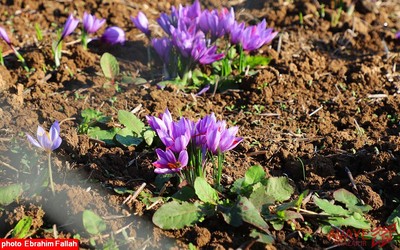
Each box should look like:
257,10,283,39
0,26,29,72
133,0,278,88
147,109,242,189
26,121,62,195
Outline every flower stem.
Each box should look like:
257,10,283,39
215,152,224,190
10,45,29,72
81,31,88,50
48,152,55,196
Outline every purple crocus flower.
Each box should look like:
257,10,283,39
152,37,172,63
191,39,224,64
0,26,11,45
199,8,232,39
147,109,193,153
146,108,173,133
396,31,400,39
131,11,151,36
193,113,216,146
26,121,62,152
241,19,278,51
157,117,192,153
186,0,201,20
153,148,188,174
101,26,126,45
83,12,106,34
229,21,245,45
61,14,79,40
206,121,242,154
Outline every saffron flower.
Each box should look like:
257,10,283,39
83,12,106,34
26,121,62,196
199,8,234,39
152,37,172,63
101,26,126,45
153,148,189,174
240,19,278,51
131,11,151,36
191,39,224,65
60,14,79,40
147,109,242,188
0,26,11,45
229,21,245,45
206,121,242,154
26,121,62,152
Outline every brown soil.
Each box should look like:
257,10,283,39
0,0,399,249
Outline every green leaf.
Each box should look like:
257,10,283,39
115,128,143,147
249,229,274,244
113,187,134,195
143,129,155,146
219,204,243,227
103,238,119,250
386,204,400,234
172,186,196,201
329,214,370,229
100,53,120,80
249,185,275,211
0,184,23,206
194,177,219,205
237,196,269,232
12,216,32,238
87,127,119,145
244,165,265,186
244,55,271,68
121,76,147,85
313,196,350,216
265,177,294,202
152,201,203,229
271,220,284,230
280,210,304,221
81,109,109,124
333,189,372,213
118,110,144,135
82,210,107,235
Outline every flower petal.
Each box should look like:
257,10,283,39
26,133,42,149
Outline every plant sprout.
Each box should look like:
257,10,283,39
53,14,79,68
0,26,29,72
26,121,62,196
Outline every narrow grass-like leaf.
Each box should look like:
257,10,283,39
82,210,107,235
152,201,203,229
